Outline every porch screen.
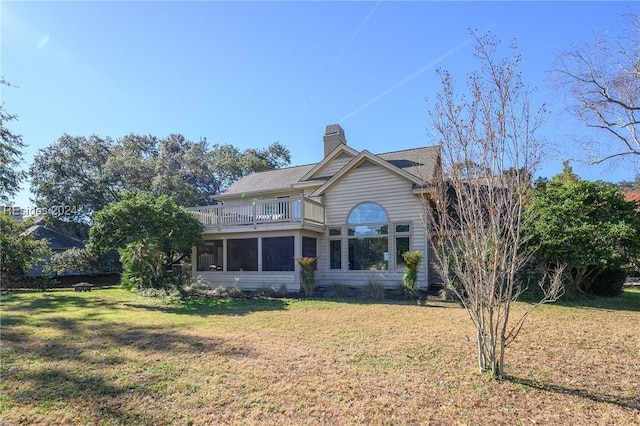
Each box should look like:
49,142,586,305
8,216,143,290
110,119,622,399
262,237,294,271
197,240,223,271
227,238,258,271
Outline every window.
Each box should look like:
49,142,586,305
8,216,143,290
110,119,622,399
348,238,388,271
395,224,410,233
328,227,342,270
330,240,342,269
347,203,389,271
302,237,317,258
329,227,341,236
302,236,317,271
395,223,411,269
395,237,410,267
197,240,223,271
262,237,294,271
227,238,258,271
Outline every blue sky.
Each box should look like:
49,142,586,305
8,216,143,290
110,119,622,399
2,1,638,209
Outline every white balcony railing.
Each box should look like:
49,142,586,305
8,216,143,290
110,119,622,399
189,196,324,229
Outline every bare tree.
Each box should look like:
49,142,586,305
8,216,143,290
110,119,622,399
555,11,640,165
424,32,564,380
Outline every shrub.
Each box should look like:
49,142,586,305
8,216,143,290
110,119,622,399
589,268,627,297
119,241,175,293
34,275,57,292
278,284,289,297
362,278,385,301
401,251,424,298
256,286,280,298
438,287,460,303
296,257,317,296
330,283,351,298
203,286,232,298
47,248,96,275
226,286,247,299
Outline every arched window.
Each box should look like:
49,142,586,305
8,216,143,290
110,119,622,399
347,202,389,270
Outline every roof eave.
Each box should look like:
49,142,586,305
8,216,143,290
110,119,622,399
310,150,426,198
216,186,297,200
291,180,326,189
298,144,359,181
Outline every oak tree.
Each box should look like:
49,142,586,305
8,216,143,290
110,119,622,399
87,194,203,291
30,134,290,221
0,78,26,203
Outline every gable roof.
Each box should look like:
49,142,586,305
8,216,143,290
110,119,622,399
299,144,359,181
377,146,440,181
218,145,440,199
24,225,85,251
310,150,428,197
221,164,317,198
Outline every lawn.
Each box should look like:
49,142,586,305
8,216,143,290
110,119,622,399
1,288,639,425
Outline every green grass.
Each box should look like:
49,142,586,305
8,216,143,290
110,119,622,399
1,288,639,425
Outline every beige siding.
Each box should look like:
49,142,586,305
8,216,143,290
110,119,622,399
309,154,353,180
323,164,421,223
317,162,429,288
192,271,298,292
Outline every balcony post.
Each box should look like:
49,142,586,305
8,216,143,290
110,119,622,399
253,199,257,228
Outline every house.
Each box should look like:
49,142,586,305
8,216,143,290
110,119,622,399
189,124,440,292
624,190,640,207
23,220,85,277
24,222,85,254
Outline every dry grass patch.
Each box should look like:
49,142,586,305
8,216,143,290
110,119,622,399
1,288,639,425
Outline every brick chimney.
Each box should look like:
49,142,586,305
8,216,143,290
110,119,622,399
323,124,346,157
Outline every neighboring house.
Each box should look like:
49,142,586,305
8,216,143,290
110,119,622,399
1,205,24,221
189,124,440,292
624,191,640,207
23,221,85,277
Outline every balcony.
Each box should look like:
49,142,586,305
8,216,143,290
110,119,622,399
189,196,325,230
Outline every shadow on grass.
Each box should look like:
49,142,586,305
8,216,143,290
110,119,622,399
297,286,462,308
1,310,254,424
7,366,157,425
124,296,290,316
299,296,460,309
554,289,640,313
2,314,253,361
1,290,290,317
518,288,640,313
1,292,123,313
505,375,640,411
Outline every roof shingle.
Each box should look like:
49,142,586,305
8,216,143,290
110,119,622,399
220,145,440,197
